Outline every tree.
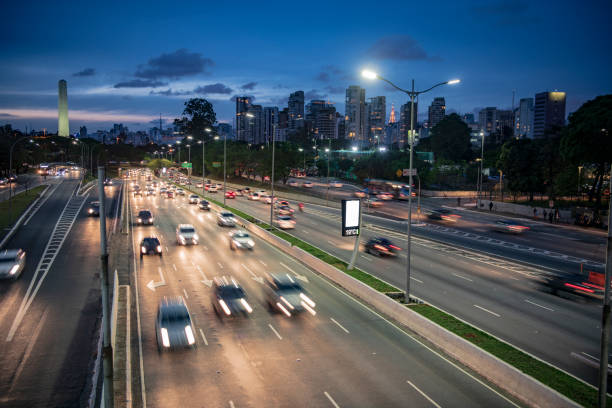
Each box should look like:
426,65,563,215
561,94,612,207
429,113,473,162
174,98,217,140
496,138,542,201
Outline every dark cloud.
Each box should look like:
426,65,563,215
135,49,214,79
240,82,257,90
315,72,330,82
194,83,233,95
0,112,18,118
230,95,256,102
150,88,192,96
114,79,168,88
304,89,327,100
73,68,96,77
324,85,345,94
367,35,441,61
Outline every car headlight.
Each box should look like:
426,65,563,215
184,325,195,345
300,293,316,308
149,218,153,222
141,246,147,253
88,209,93,214
9,264,20,275
240,298,253,313
193,234,199,241
156,245,162,252
137,218,142,223
219,299,232,315
161,328,170,347
247,239,254,246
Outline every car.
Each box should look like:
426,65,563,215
208,185,218,193
155,297,196,351
136,210,154,225
229,230,255,250
86,201,100,216
145,189,155,196
176,224,199,245
492,219,530,234
217,211,237,227
364,197,383,208
278,200,290,207
364,237,401,257
288,181,298,187
159,187,167,195
140,237,162,258
188,194,199,204
0,177,8,185
274,216,296,229
133,190,142,197
103,178,113,186
176,189,186,196
264,274,316,317
211,277,253,318
302,182,313,188
235,189,244,196
0,249,26,280
242,187,251,193
196,182,203,188
329,181,343,188
428,208,461,222
261,194,277,204
248,192,260,201
166,191,174,199
377,192,394,200
275,205,294,216
198,200,211,211
535,272,603,301
225,190,236,199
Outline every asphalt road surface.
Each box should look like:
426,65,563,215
0,174,121,407
128,174,518,408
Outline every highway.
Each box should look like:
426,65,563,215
175,177,609,389
0,172,122,407
128,173,518,407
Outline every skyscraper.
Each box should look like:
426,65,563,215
399,101,418,147
58,79,69,137
248,104,264,144
263,107,279,144
306,100,337,140
514,98,534,139
344,85,366,146
288,91,304,131
235,96,252,142
428,97,445,128
478,107,497,134
367,96,386,145
533,91,566,138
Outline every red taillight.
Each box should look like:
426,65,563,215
389,245,401,250
564,282,594,293
582,282,604,290
374,244,389,251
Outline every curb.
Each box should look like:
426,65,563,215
0,184,50,250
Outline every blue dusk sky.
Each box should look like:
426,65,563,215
0,0,610,133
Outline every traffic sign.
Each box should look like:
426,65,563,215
403,168,417,176
181,162,192,168
396,169,402,177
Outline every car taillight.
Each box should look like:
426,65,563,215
374,244,389,251
389,245,401,250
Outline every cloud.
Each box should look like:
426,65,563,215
134,49,214,79
304,89,326,100
240,82,257,90
315,72,330,82
194,83,233,95
0,112,18,118
114,79,168,88
366,35,440,61
73,68,96,77
150,88,192,96
325,85,345,94
0,108,157,123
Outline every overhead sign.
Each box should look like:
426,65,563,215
341,199,361,236
181,162,192,168
403,168,417,177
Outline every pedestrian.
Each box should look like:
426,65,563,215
549,212,553,223
489,201,493,212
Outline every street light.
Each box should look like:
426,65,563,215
176,140,181,163
298,148,305,172
477,131,485,209
362,69,460,302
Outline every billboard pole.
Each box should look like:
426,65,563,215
345,199,362,270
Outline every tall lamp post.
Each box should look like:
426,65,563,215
298,148,305,173
362,69,460,302
269,123,276,226
477,131,485,209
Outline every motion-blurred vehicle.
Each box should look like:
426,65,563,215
225,190,236,199
329,181,343,188
166,190,175,199
0,249,26,280
145,189,155,196
87,201,100,216
364,197,383,208
0,177,8,185
262,194,277,204
211,277,253,318
133,190,142,197
198,200,210,211
229,230,255,250
140,237,162,258
427,208,461,222
103,178,113,186
492,219,530,234
274,216,296,229
217,211,237,227
242,187,251,194
275,205,294,216
176,224,199,245
136,210,154,225
288,181,298,187
264,274,316,317
248,192,260,201
377,192,393,200
196,182,203,188
535,272,604,301
155,297,196,351
188,194,199,204
354,190,367,198
208,185,218,193
302,181,313,188
176,189,186,196
159,187,167,195
364,237,401,257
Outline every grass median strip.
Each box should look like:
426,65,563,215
0,185,47,233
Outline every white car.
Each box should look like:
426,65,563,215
208,185,218,193
217,212,237,227
261,194,277,204
188,194,199,204
329,181,343,188
274,216,296,229
0,249,26,280
377,192,393,200
248,192,260,201
288,181,298,187
176,224,199,245
176,189,186,196
229,230,255,250
302,182,313,188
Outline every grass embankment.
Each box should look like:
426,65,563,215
0,185,47,232
177,179,603,407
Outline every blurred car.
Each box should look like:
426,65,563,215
262,194,278,204
87,201,100,216
274,216,296,229
248,192,260,201
288,181,298,187
354,190,367,198
329,181,343,188
176,224,199,245
208,185,218,193
103,178,113,186
133,190,142,197
0,249,26,280
364,197,383,208
229,230,255,250
166,191,175,199
217,211,237,227
211,277,253,318
377,192,394,200
176,189,186,196
535,273,604,301
196,182,203,188
155,297,196,351
264,274,316,317
364,237,401,257
302,181,313,188
188,194,199,204
275,205,294,216
159,187,167,195
428,208,461,222
225,190,236,199
242,187,251,194
145,189,155,196
136,210,154,225
492,219,530,234
140,237,162,258
198,200,211,211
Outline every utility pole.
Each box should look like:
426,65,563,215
598,164,612,408
97,167,114,408
269,123,276,226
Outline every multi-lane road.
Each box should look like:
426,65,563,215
127,174,518,407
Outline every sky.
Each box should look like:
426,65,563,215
1,0,611,134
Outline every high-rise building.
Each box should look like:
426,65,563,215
235,96,252,142
79,126,87,139
288,91,304,131
263,107,279,144
514,98,534,138
58,80,69,137
367,96,386,145
478,107,497,134
218,123,233,140
344,85,366,146
399,101,418,147
533,91,566,138
389,104,397,124
462,113,475,124
428,97,445,128
306,100,337,140
248,104,264,144
336,112,345,141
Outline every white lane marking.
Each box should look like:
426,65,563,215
9,308,48,391
473,304,501,317
327,240,336,246
24,182,59,225
410,277,424,283
259,260,267,267
242,263,264,284
199,328,208,346
217,262,224,269
360,255,373,262
146,267,166,291
330,317,350,334
183,288,189,299
452,273,473,282
172,263,177,271
203,245,209,251
125,288,132,406
302,229,310,234
165,246,169,252
268,323,283,340
406,380,442,408
324,391,340,408
279,262,308,282
524,299,554,312
229,401,235,408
